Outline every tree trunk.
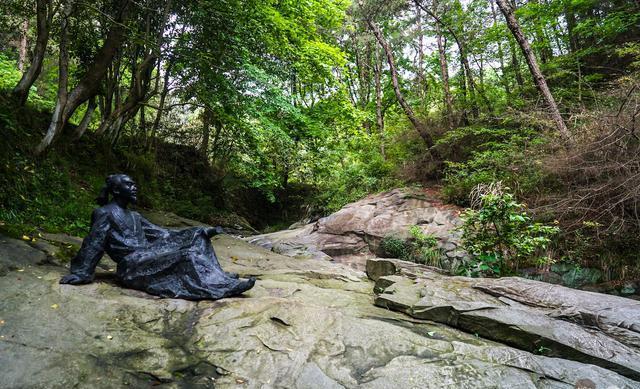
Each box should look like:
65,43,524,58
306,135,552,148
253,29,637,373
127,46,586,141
367,19,434,148
18,20,28,72
96,53,156,137
13,0,52,106
36,2,70,155
490,0,510,96
149,59,173,150
35,0,132,155
200,107,211,156
509,37,525,88
563,0,578,53
373,42,385,159
72,97,97,140
434,8,454,128
496,0,572,143
415,3,426,99
415,0,481,117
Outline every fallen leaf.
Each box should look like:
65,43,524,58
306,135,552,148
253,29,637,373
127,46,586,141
107,335,113,340
21,235,30,241
0,320,5,325
427,331,436,337
235,379,245,384
16,269,24,272
51,304,59,309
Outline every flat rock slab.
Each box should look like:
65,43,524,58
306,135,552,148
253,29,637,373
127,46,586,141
1,234,638,388
370,258,640,382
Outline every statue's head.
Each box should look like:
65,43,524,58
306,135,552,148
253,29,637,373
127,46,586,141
96,174,138,206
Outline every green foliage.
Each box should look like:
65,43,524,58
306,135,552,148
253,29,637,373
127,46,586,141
458,188,559,277
438,126,548,206
0,54,54,112
379,236,409,259
0,54,20,91
380,225,441,266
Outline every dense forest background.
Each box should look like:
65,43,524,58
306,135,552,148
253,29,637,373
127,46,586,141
1,0,639,282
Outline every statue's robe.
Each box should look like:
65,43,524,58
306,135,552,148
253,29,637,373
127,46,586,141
68,203,254,299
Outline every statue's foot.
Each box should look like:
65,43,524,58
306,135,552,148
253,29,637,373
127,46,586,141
240,276,256,292
225,271,240,279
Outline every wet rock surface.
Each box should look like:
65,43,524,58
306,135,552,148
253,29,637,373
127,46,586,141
1,232,639,388
247,188,469,271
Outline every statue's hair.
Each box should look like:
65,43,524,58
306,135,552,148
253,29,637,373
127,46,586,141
96,174,130,206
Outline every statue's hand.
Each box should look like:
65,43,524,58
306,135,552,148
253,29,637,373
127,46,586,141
59,274,90,285
204,226,225,238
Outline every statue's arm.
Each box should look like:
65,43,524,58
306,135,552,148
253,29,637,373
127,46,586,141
60,209,110,284
140,216,171,242
140,215,223,241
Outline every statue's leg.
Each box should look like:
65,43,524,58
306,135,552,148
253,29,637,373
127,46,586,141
220,276,256,298
197,234,238,278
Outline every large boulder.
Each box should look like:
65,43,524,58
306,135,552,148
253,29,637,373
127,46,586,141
248,188,468,270
2,234,637,388
370,258,640,381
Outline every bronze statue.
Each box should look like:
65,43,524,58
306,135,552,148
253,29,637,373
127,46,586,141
60,174,256,300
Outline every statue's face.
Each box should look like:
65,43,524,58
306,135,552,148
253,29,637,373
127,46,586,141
113,175,138,204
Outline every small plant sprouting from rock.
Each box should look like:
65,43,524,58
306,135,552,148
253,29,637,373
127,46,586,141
458,183,559,277
380,225,441,266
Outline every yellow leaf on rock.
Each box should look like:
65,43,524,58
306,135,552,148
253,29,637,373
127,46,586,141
21,235,30,241
51,304,59,309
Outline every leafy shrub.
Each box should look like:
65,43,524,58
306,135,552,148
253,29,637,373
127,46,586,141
437,126,548,206
380,225,441,266
458,184,559,277
380,236,409,259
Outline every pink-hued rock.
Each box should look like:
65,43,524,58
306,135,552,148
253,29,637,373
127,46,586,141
247,188,468,270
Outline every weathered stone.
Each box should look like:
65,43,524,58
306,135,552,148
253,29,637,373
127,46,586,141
247,188,467,271
374,271,640,381
365,258,398,281
2,233,638,388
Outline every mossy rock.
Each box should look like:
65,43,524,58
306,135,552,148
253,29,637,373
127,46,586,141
562,267,603,288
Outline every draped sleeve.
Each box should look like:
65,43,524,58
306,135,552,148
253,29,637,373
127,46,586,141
69,208,110,281
140,215,171,242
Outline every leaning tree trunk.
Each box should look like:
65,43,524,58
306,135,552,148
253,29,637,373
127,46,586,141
37,2,70,155
148,59,173,150
13,0,53,106
495,0,572,144
35,0,132,155
367,19,435,149
72,97,97,140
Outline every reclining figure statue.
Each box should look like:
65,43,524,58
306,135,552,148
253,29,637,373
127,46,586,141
60,174,256,300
